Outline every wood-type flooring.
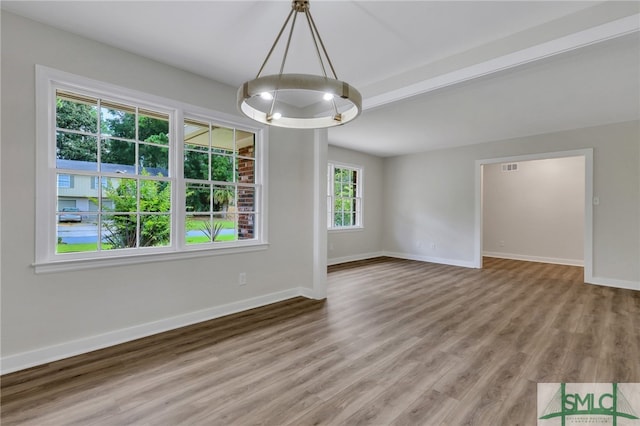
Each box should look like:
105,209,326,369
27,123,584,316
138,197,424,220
2,257,639,425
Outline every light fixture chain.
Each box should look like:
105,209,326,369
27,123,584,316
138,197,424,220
279,9,299,75
330,96,339,117
268,89,278,117
304,9,328,78
306,10,339,80
256,8,296,78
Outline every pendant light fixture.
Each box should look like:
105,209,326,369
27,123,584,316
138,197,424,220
238,0,362,129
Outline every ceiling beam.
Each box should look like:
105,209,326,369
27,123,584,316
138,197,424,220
364,14,640,111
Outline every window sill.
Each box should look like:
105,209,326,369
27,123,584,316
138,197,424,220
33,242,270,274
328,226,364,233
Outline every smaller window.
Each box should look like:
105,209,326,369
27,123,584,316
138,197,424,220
328,163,362,229
57,174,74,188
90,176,109,189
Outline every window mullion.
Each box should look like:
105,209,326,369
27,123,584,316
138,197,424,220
96,98,103,252
173,108,184,250
135,106,140,175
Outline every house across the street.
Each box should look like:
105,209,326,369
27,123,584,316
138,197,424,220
56,159,168,212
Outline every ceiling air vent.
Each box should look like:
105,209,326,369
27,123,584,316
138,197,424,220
501,163,519,172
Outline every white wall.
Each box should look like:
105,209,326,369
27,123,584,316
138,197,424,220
0,12,316,372
482,157,585,265
383,121,640,288
327,145,384,264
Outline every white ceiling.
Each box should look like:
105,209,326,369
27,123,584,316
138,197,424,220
3,1,639,157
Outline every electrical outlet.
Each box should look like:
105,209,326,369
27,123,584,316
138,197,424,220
430,243,436,249
499,240,505,247
238,272,247,286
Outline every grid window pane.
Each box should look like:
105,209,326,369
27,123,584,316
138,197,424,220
186,214,211,245
101,104,136,139
184,120,210,151
140,180,170,213
186,214,231,245
57,221,98,254
140,214,171,247
56,93,98,133
101,138,136,171
237,158,255,184
184,150,209,180
212,154,234,183
237,187,255,213
211,126,234,153
101,178,137,212
213,214,234,242
101,214,137,249
213,185,235,213
56,133,98,165
139,144,169,174
236,131,255,158
237,213,255,240
138,111,169,144
186,183,211,213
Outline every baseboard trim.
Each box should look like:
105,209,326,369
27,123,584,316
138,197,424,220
327,251,385,266
298,286,325,300
1,287,313,375
587,276,640,291
383,251,478,269
483,251,584,267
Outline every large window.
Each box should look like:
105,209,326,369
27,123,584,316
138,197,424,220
55,90,172,253
36,67,266,271
183,119,257,245
328,163,362,229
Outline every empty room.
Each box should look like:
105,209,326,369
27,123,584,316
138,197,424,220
1,1,639,425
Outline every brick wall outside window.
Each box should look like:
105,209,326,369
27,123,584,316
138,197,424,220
237,145,255,239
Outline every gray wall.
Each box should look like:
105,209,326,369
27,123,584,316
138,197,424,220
1,12,316,369
482,157,585,265
327,145,384,264
381,121,639,285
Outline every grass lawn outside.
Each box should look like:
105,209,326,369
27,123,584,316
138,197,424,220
56,243,100,253
185,234,236,244
186,219,235,231
57,220,238,253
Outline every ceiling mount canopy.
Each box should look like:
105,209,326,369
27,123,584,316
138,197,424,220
238,0,362,129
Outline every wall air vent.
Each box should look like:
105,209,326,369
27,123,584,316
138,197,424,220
501,163,519,172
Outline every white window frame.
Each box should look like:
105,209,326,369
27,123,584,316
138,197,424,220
35,66,269,273
327,162,363,231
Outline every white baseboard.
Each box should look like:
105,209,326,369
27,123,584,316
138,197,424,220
587,276,640,291
298,286,326,300
327,251,385,266
483,251,584,267
383,251,478,269
1,287,314,375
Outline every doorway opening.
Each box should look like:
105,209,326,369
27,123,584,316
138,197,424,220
474,149,594,282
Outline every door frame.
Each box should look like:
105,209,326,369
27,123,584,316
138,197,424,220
474,148,594,282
